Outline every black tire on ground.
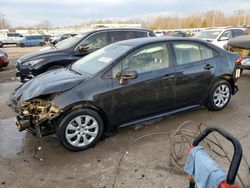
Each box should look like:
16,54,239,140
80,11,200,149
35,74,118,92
46,65,63,71
20,43,25,47
39,42,45,46
240,68,243,74
206,80,232,111
56,108,104,151
0,42,3,48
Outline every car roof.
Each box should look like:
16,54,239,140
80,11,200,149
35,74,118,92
115,36,212,47
81,28,153,35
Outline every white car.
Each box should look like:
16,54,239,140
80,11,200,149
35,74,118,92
195,28,246,48
0,32,24,48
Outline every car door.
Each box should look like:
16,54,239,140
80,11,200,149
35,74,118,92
216,30,233,48
110,43,175,124
172,41,217,108
233,29,245,38
6,33,14,43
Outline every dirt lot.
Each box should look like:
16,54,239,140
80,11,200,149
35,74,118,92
0,46,250,188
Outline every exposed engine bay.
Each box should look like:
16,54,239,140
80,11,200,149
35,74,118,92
13,97,62,137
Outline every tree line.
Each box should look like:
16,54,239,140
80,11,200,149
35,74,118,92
0,9,249,30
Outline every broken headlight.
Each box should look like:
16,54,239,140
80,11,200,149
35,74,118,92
20,98,62,123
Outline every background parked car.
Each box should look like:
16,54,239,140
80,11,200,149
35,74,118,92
0,32,24,48
9,37,241,151
195,27,246,48
16,28,156,82
225,35,250,73
49,33,77,45
0,49,9,68
17,35,45,47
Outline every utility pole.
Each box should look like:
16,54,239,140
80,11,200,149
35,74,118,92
1,14,5,29
212,10,216,28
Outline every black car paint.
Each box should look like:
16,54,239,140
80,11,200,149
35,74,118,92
16,28,155,80
10,37,239,135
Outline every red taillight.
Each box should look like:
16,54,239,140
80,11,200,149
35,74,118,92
235,57,243,64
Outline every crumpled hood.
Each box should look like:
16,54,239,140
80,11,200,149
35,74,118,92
11,68,88,103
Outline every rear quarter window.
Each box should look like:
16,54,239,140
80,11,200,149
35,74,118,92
173,42,215,65
134,31,149,38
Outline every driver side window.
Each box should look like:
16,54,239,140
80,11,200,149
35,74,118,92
81,32,108,50
219,30,233,40
112,43,169,78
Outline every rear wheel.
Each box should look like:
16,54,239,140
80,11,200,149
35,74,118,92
56,109,104,151
20,43,25,47
206,80,232,111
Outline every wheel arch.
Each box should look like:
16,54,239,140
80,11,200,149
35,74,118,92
60,101,111,133
219,74,236,94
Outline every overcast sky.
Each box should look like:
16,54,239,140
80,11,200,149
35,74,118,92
0,0,250,27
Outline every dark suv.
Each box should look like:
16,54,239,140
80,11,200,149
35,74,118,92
16,28,155,82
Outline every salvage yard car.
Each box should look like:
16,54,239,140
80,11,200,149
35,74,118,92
17,35,46,47
195,27,246,48
225,35,250,73
0,49,9,68
9,37,241,151
16,28,156,82
0,32,24,48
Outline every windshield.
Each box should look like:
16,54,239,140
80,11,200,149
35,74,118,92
71,44,133,75
55,34,86,50
196,30,222,40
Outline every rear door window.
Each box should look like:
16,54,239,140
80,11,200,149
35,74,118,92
109,31,135,43
134,31,149,38
7,33,14,37
173,42,215,65
233,29,244,37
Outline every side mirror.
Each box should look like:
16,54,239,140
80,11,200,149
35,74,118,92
116,68,138,85
219,36,229,41
77,44,89,53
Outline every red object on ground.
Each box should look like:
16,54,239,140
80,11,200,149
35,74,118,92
219,181,240,188
0,50,9,68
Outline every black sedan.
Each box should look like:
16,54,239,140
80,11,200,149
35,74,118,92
9,37,241,151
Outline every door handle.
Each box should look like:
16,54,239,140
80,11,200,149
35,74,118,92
204,64,214,70
162,74,175,80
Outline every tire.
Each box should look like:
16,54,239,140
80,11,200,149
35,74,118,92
39,42,45,46
46,65,63,71
20,43,25,47
0,42,3,48
206,80,232,111
56,108,104,151
240,68,243,75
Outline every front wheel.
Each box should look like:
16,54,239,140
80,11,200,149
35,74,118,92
0,42,3,48
206,80,232,111
56,109,104,151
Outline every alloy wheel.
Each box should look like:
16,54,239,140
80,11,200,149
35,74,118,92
213,84,230,108
65,115,99,147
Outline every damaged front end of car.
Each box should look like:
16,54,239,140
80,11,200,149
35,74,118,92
10,95,63,137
